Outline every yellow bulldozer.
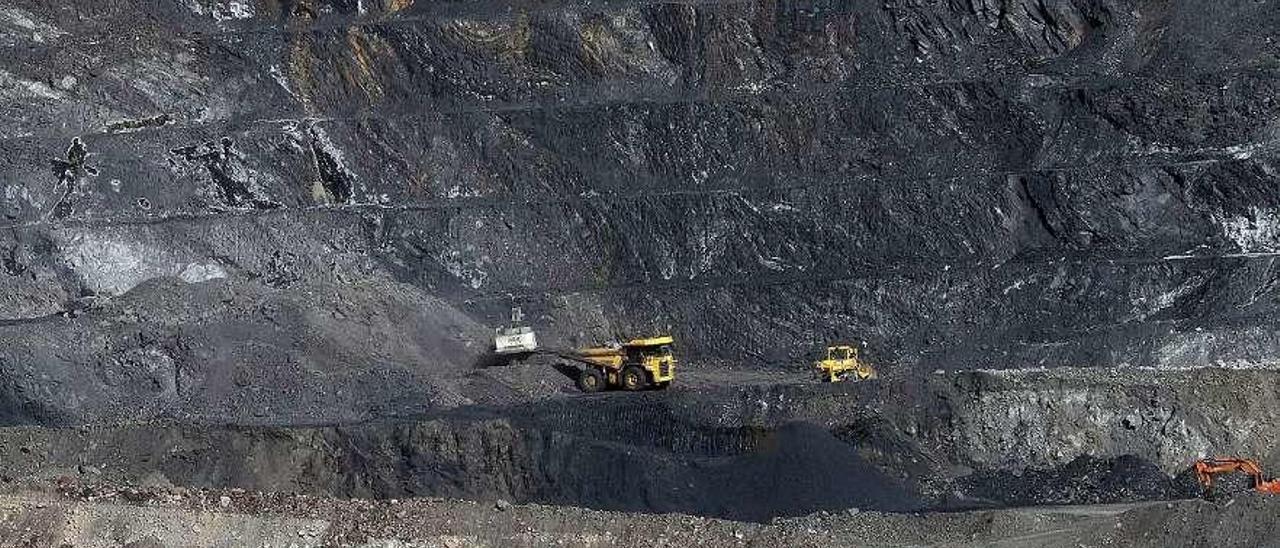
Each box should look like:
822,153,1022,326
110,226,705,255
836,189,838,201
571,336,677,392
815,345,876,383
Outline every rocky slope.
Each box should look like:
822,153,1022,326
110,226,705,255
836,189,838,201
2,1,1279,408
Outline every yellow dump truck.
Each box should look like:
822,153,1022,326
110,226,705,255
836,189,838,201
488,311,677,392
569,336,677,392
815,345,876,383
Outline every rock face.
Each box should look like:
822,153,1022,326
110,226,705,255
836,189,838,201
3,1,1280,393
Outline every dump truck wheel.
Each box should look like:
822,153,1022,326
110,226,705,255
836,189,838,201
621,366,647,391
576,368,605,393
654,381,671,390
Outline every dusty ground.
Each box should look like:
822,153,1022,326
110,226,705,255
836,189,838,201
0,480,1276,548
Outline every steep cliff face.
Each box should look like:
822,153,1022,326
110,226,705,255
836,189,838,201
2,1,1280,418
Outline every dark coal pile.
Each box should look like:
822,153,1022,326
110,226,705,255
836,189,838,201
0,403,921,521
956,455,1196,507
696,421,919,521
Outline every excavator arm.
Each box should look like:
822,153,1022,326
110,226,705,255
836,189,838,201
1194,457,1280,494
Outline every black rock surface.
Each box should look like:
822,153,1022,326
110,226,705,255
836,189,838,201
2,0,1278,423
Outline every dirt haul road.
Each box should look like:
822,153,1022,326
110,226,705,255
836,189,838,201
0,484,1274,548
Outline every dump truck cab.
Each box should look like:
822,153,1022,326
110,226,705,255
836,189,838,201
573,336,676,392
815,345,876,383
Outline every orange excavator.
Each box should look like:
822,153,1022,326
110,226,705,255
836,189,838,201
1194,457,1280,495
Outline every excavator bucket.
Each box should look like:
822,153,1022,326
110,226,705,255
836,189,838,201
494,326,538,354
493,307,538,354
